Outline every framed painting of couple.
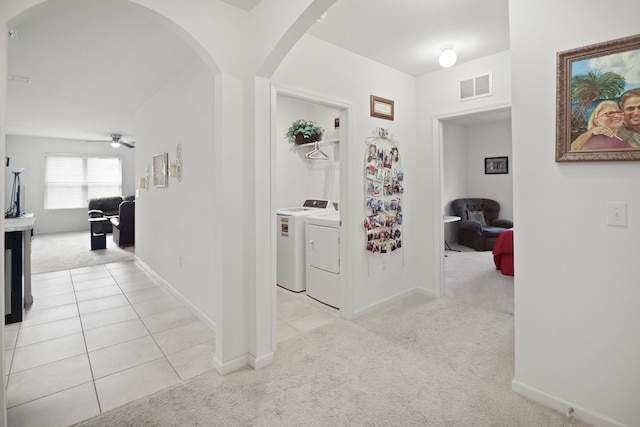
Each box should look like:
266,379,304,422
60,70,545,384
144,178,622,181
556,34,640,162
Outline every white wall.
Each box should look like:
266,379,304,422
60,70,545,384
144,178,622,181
463,119,513,219
276,96,340,209
273,35,419,315
135,58,216,324
5,135,135,234
510,1,640,426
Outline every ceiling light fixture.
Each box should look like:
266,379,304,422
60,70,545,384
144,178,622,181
438,45,457,68
317,12,328,23
110,142,121,148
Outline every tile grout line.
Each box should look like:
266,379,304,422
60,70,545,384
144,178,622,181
5,270,74,391
5,271,95,412
7,260,213,422
106,264,189,382
71,265,104,414
4,326,19,391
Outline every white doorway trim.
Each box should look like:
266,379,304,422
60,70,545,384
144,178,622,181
432,102,512,298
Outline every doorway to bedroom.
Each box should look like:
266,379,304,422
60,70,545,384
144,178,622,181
440,107,514,310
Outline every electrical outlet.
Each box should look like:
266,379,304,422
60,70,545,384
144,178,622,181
607,202,627,227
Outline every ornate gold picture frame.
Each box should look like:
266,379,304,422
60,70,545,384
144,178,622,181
556,34,640,162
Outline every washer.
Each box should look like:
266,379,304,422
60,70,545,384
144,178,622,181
276,200,334,292
305,212,341,308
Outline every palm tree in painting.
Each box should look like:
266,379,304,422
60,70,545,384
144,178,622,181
571,70,626,131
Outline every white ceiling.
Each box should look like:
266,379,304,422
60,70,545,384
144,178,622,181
307,0,510,77
5,0,510,143
219,0,262,11
6,0,198,143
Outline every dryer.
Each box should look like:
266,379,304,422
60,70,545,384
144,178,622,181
276,199,334,292
305,212,341,308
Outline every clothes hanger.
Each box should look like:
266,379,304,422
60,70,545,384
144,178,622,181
305,141,329,160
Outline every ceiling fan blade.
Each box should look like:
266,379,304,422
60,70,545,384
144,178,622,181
85,134,134,147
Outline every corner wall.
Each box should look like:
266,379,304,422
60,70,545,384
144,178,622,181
135,58,216,323
510,1,640,425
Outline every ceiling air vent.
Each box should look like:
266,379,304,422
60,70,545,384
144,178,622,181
459,72,492,101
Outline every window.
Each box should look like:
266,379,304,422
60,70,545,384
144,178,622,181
44,155,122,209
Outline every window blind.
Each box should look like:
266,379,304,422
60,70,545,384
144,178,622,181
44,155,122,209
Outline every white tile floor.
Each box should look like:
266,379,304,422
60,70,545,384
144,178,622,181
3,260,339,427
276,285,340,344
4,261,215,427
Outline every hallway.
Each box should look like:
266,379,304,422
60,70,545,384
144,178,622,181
4,258,340,426
4,261,215,426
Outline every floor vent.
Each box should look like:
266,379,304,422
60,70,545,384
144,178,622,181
459,72,492,101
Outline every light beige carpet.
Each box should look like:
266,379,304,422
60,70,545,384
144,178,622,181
74,247,591,427
31,230,134,274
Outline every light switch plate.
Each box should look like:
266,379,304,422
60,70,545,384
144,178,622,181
607,202,627,227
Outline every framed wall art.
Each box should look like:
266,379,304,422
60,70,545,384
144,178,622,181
152,152,168,187
485,156,508,174
556,34,640,162
370,95,394,121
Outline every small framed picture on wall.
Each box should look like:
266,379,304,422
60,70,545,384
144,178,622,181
152,152,168,187
370,95,394,121
485,156,508,174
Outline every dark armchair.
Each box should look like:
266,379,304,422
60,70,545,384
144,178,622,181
110,201,135,248
88,196,125,233
451,198,513,251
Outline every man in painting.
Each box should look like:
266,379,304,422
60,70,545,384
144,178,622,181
617,88,640,148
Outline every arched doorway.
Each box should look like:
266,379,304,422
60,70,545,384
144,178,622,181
1,1,222,424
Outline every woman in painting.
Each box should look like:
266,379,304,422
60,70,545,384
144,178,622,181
571,100,632,150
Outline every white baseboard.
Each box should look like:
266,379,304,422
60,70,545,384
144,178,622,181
134,257,259,376
249,352,274,370
352,287,436,319
512,379,626,427
414,288,436,298
213,354,249,375
133,256,216,332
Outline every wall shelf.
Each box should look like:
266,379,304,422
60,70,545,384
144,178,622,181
297,138,339,147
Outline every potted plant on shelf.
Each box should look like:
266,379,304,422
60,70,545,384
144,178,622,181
287,119,324,145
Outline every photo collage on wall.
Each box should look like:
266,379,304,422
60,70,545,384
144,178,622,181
363,135,403,254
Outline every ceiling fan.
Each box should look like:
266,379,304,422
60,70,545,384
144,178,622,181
88,134,135,148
